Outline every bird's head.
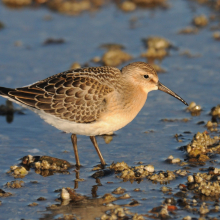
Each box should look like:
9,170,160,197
121,62,188,106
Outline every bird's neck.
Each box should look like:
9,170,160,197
122,85,147,112
98,82,148,132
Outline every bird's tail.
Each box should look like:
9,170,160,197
0,86,34,110
0,86,14,98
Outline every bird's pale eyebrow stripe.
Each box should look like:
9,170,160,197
144,66,157,76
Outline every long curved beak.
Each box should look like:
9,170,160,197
158,81,188,106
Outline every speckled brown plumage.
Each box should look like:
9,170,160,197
6,66,121,123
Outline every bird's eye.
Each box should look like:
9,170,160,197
144,75,149,79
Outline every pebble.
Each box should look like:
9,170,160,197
120,1,136,12
6,180,24,188
141,36,172,61
61,188,70,200
102,193,117,203
194,175,203,183
102,49,132,67
178,26,198,34
0,189,12,197
211,105,220,117
193,14,208,27
110,161,129,172
91,56,101,63
134,188,140,192
119,193,130,199
149,170,176,182
70,62,81,69
47,0,92,16
171,158,181,163
213,31,220,40
185,131,220,163
110,162,155,180
143,36,171,50
161,186,170,192
206,121,218,132
167,155,174,160
105,203,114,207
22,155,34,165
13,166,28,176
133,214,144,220
28,202,38,207
37,197,46,201
144,164,154,172
199,202,209,215
187,175,194,183
186,101,202,116
214,168,219,174
2,0,31,6
192,199,197,204
112,187,125,195
34,156,71,170
159,205,169,218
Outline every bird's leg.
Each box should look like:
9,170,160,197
90,136,106,166
71,134,80,167
74,168,80,189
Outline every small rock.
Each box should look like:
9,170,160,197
70,62,81,69
199,202,209,215
144,164,154,172
186,101,202,116
28,202,38,207
0,189,12,197
167,155,174,160
161,186,170,192
193,15,208,27
194,175,203,183
121,1,136,12
182,216,192,220
2,0,31,7
119,193,130,199
102,193,117,203
61,188,70,200
12,166,28,177
112,187,125,195
43,38,65,45
91,56,101,63
6,180,24,188
102,49,132,67
37,197,46,201
178,26,198,34
213,31,220,40
110,162,129,172
134,188,140,192
187,175,194,183
129,199,139,206
132,213,144,220
171,158,181,163
159,205,169,218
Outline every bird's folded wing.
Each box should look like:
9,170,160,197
8,67,119,123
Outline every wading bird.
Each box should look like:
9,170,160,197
0,62,187,166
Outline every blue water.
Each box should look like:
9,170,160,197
0,0,220,219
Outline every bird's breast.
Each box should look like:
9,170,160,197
97,88,148,134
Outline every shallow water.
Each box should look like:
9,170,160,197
0,0,220,219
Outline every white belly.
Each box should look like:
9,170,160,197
37,109,132,136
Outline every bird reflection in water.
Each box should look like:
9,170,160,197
0,100,24,123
